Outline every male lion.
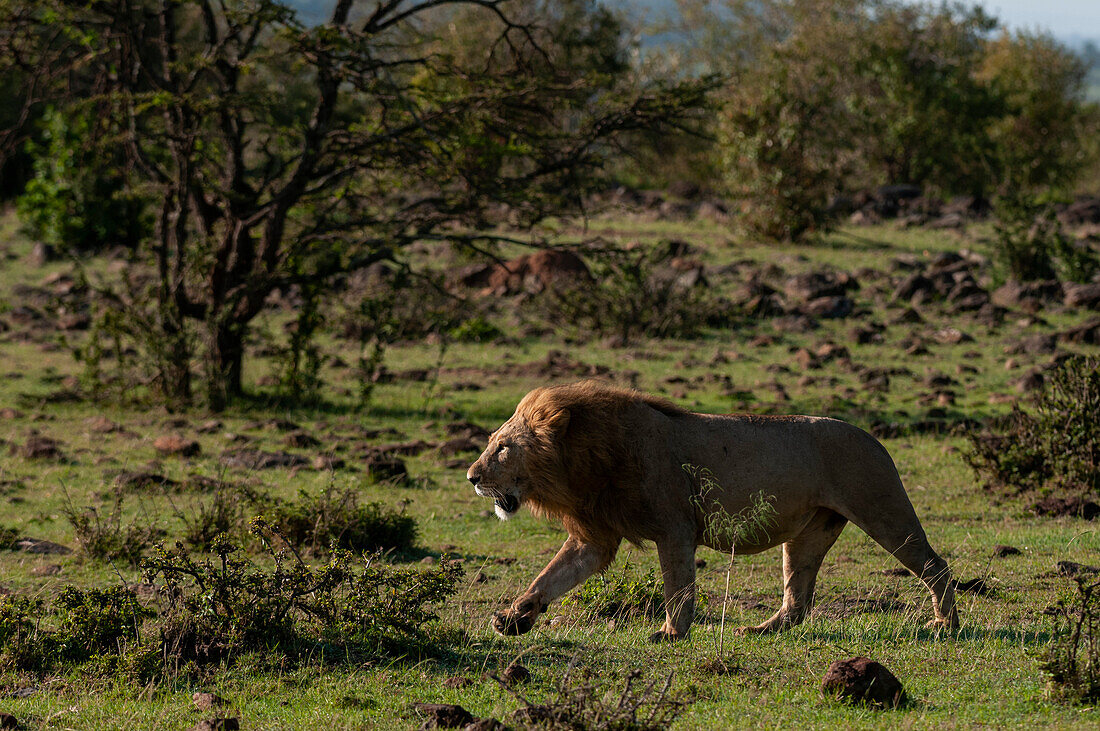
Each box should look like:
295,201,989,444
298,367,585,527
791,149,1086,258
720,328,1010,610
467,381,958,642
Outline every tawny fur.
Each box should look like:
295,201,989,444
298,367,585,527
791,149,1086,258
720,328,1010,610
467,380,959,642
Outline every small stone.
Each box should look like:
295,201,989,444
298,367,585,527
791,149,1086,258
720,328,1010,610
283,431,319,448
442,676,472,689
0,712,16,729
153,435,201,457
463,720,506,731
500,663,531,687
821,656,906,708
420,556,436,565
16,539,72,555
312,455,346,471
30,564,61,577
192,720,238,731
13,436,64,460
412,702,474,729
992,544,1021,558
192,692,228,711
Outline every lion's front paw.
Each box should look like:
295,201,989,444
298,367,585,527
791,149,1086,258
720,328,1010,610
492,610,535,636
648,629,686,644
924,615,960,632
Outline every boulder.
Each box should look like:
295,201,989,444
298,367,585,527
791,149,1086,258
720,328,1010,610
821,657,906,708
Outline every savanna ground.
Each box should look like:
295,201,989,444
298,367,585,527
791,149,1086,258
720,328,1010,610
0,206,1098,729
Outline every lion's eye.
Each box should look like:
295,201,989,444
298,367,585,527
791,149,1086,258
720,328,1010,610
496,444,510,457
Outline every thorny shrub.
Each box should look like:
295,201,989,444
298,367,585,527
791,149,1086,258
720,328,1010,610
266,486,418,555
966,356,1100,503
0,525,462,679
1042,574,1100,703
507,668,693,730
64,496,165,567
992,193,1099,283
538,243,734,343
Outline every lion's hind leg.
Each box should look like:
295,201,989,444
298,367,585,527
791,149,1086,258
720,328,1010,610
738,508,847,635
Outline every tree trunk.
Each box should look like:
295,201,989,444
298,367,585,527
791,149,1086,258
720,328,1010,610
205,320,245,412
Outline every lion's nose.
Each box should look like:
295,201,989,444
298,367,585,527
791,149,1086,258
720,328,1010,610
467,467,480,486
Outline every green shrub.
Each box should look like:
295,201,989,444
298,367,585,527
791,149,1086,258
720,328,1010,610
266,487,418,555
1042,575,1100,703
562,562,665,621
16,106,150,253
65,497,166,567
991,193,1098,283
966,356,1100,500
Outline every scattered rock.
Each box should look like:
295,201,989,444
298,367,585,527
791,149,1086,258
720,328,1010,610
312,455,346,471
932,327,972,345
412,702,474,729
192,720,238,731
821,657,906,709
16,539,72,555
992,544,1021,558
463,719,506,731
438,437,482,456
500,663,531,687
153,435,201,457
1064,282,1100,309
1056,560,1100,577
0,408,24,420
113,471,178,491
1005,334,1057,356
219,449,308,470
954,578,994,596
1059,318,1100,345
1013,369,1045,393
193,692,229,711
283,431,320,449
1034,496,1100,520
12,436,64,460
784,271,857,301
0,713,16,729
365,452,408,482
803,295,854,319
30,564,61,576
992,280,1062,309
442,676,472,689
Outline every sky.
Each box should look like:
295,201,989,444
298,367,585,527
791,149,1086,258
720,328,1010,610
964,0,1100,41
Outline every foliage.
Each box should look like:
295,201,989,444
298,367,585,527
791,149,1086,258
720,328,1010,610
540,243,733,342
0,587,153,674
2,0,709,410
16,107,150,252
562,562,666,621
991,192,1098,283
966,356,1100,501
64,496,166,567
708,0,1095,240
1042,575,1100,703
266,486,418,556
509,669,692,730
146,526,461,668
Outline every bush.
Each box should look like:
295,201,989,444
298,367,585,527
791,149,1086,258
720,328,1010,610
146,526,460,668
561,562,666,621
266,487,418,556
539,244,733,342
1042,574,1100,703
991,193,1098,283
966,356,1100,501
65,497,165,567
16,106,150,253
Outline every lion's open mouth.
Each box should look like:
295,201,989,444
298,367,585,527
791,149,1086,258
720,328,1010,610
494,494,519,514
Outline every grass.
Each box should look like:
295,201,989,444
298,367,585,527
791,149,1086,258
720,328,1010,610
1,207,1100,727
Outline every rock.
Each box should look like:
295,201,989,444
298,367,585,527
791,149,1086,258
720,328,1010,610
500,663,531,687
86,416,122,433
1064,282,1100,309
1059,319,1100,345
482,249,591,296
412,702,474,729
932,327,972,345
1058,196,1100,227
794,349,820,370
784,272,856,301
821,657,906,709
1036,498,1100,520
196,419,223,434
1013,369,1045,393
892,273,933,302
312,455,346,471
192,720,238,731
16,539,72,555
28,242,54,267
954,578,993,596
153,435,201,457
438,437,482,456
0,713,16,729
0,408,24,420
219,449,308,470
30,564,61,576
193,692,229,711
1056,560,1100,577
991,544,1021,558
13,436,64,460
463,719,506,731
365,452,408,482
442,676,472,689
113,471,178,491
1005,334,1057,356
282,431,319,449
803,295,854,319
992,279,1062,309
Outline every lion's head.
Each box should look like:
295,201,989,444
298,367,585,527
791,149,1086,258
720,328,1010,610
467,387,569,520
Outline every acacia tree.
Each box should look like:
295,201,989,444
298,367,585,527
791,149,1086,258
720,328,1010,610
6,0,710,409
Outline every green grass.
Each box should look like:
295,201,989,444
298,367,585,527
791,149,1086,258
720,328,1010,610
1,208,1099,728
